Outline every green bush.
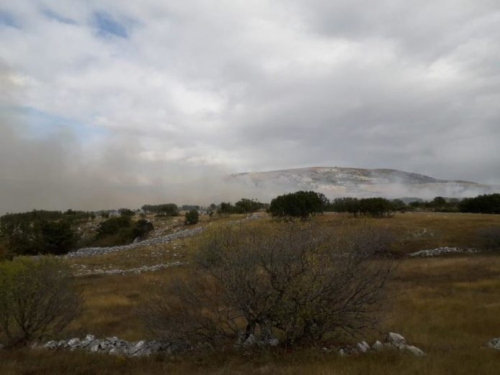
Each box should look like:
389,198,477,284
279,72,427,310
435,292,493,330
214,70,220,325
0,257,82,348
132,219,154,239
269,191,327,219
0,215,76,256
460,194,500,214
185,210,199,225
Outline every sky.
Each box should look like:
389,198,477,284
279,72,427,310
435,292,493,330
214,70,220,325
0,0,499,212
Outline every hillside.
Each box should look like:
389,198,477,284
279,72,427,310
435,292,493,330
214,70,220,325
228,167,497,199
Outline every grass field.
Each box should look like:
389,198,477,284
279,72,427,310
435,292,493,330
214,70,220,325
1,212,500,374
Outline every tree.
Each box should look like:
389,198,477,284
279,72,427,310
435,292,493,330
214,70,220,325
0,215,76,256
119,208,136,217
184,210,199,225
40,221,76,256
217,202,236,215
140,225,394,347
96,216,131,239
234,199,263,214
459,194,500,214
132,219,154,239
269,191,327,219
0,257,82,348
142,204,179,217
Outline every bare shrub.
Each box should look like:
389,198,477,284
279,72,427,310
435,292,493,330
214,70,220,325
477,226,500,251
0,257,82,348
140,224,394,348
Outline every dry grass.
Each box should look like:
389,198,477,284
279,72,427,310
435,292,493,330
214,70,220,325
2,212,500,374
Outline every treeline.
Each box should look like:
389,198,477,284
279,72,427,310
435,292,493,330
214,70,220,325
0,209,154,258
217,198,265,215
268,192,500,218
141,204,179,217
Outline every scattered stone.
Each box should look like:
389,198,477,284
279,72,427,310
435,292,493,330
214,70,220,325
72,261,184,277
41,335,173,357
487,338,500,350
357,342,368,353
386,332,406,347
403,345,426,356
338,348,346,357
66,227,205,259
409,247,479,258
372,340,384,352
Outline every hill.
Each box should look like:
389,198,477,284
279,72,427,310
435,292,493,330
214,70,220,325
228,167,497,199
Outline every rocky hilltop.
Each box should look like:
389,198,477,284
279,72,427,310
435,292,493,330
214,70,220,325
228,167,497,199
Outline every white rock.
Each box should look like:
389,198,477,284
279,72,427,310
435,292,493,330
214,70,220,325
487,338,500,350
84,334,96,342
372,341,384,351
357,342,368,353
386,332,406,347
44,340,58,349
404,345,426,356
268,338,279,347
338,348,346,357
68,338,80,347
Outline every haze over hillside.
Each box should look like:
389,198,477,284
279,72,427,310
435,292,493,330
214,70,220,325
229,167,498,200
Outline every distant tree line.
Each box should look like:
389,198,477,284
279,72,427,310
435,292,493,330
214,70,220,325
141,204,179,217
458,194,500,214
217,198,264,215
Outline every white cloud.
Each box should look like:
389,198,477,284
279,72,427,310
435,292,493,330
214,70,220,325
0,0,499,212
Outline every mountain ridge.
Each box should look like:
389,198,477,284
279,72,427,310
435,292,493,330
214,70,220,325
228,166,494,199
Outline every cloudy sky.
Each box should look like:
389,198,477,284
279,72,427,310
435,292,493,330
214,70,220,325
1,0,499,212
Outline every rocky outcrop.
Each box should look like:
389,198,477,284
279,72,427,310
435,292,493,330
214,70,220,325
37,335,174,357
66,227,204,258
329,332,425,357
487,338,500,350
408,247,478,258
71,261,185,276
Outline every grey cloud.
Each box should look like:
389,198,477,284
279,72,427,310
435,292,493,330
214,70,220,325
0,0,499,213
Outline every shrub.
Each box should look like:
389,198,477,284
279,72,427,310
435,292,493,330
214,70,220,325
140,225,394,348
234,199,263,214
132,220,154,239
184,210,199,225
96,216,131,239
118,208,135,217
142,204,179,217
0,215,76,256
0,257,82,348
459,194,500,214
269,191,328,219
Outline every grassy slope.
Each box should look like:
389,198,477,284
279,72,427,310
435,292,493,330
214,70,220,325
1,212,500,374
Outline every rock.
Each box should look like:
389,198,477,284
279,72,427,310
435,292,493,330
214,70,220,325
372,340,384,352
404,345,426,356
44,340,58,349
386,332,406,347
68,338,80,347
90,342,101,353
241,334,257,347
357,342,368,353
83,335,95,342
409,247,478,258
338,348,346,357
109,347,124,356
268,338,279,347
487,338,500,349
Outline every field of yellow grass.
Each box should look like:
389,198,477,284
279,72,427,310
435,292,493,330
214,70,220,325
1,212,500,374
